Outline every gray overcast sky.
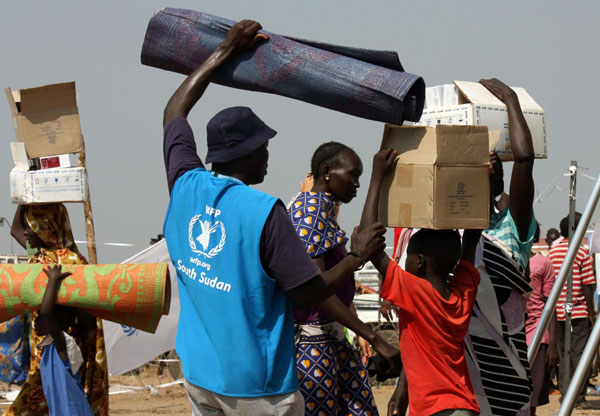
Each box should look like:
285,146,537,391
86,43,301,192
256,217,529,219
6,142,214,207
1,1,598,262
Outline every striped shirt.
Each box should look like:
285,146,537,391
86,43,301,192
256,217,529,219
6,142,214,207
484,207,536,270
549,240,595,320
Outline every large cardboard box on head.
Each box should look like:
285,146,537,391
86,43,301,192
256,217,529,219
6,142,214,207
379,125,490,229
5,81,83,158
415,81,546,161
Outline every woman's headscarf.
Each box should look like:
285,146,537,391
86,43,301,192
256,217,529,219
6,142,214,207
25,203,87,265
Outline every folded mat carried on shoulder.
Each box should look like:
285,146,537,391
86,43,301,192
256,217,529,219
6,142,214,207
0,263,170,334
141,8,425,124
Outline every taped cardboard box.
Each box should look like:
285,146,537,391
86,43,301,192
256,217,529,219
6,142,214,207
415,81,546,161
10,167,88,204
379,125,490,229
5,81,83,158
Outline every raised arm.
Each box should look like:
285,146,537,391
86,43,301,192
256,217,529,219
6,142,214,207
480,78,534,240
40,265,72,362
461,229,482,265
358,148,397,275
286,223,386,309
163,20,267,126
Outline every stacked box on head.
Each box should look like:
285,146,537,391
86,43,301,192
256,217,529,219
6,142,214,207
379,125,490,230
5,82,88,204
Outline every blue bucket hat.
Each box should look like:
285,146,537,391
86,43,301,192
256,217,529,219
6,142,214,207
205,106,277,164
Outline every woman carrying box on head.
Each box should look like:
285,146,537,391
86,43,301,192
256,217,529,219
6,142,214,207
5,204,109,416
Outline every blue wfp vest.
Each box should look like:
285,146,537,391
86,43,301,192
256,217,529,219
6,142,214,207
163,168,297,397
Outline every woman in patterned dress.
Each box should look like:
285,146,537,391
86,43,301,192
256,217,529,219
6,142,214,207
5,204,109,416
288,143,400,416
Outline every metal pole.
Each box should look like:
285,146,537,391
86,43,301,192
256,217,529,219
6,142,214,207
563,161,577,390
558,309,600,416
528,168,600,364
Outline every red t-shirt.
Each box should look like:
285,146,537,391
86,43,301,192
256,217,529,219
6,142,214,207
381,260,481,416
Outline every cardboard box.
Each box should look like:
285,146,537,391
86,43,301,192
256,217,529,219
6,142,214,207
10,167,88,204
415,81,546,161
379,125,490,229
5,82,83,158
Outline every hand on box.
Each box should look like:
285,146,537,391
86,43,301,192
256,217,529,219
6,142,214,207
372,148,398,181
479,78,518,104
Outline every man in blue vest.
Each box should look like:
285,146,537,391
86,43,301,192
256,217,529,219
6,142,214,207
162,20,394,414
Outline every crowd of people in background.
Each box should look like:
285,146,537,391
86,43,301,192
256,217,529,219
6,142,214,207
0,18,599,416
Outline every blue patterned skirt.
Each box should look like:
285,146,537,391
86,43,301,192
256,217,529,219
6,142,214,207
296,319,378,416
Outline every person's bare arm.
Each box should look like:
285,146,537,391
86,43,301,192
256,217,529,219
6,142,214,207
318,296,401,371
461,230,482,265
40,265,72,362
163,20,268,127
286,223,386,310
387,368,408,416
480,78,534,240
583,284,596,326
358,149,397,276
10,205,27,250
310,251,396,369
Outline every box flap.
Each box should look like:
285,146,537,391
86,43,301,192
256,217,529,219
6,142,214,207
381,125,437,164
10,142,28,167
454,80,543,110
435,125,489,165
488,130,501,151
4,87,18,115
510,87,543,110
453,81,504,106
18,81,77,114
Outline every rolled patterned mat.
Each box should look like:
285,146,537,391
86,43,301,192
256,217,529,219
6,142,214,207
141,8,425,124
0,263,170,334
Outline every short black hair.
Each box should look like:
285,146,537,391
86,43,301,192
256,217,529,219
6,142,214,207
407,229,462,276
310,141,358,180
559,212,582,238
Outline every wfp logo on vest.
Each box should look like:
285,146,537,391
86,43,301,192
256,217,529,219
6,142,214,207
188,210,226,258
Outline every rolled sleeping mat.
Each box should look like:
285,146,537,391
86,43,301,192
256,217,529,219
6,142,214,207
0,263,170,334
141,8,425,124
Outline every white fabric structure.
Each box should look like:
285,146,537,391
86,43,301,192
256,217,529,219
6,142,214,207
103,239,179,376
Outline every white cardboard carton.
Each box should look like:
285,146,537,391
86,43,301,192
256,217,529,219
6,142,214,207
416,81,546,161
10,167,88,204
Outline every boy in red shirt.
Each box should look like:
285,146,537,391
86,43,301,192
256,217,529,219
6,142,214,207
360,149,481,416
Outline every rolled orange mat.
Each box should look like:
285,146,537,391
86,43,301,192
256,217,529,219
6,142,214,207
0,263,170,334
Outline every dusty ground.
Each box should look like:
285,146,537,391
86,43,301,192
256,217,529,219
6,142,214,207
2,364,600,415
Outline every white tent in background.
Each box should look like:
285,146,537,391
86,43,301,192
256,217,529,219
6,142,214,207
103,239,179,376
